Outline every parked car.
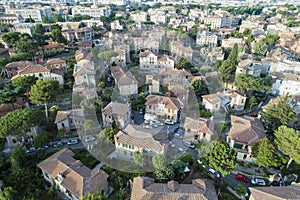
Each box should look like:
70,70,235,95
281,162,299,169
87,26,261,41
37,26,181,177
139,108,144,115
165,119,175,125
85,136,96,142
197,159,206,168
208,168,221,178
270,181,283,186
26,147,36,153
67,139,78,145
251,178,266,186
235,173,249,183
190,143,195,149
41,145,49,149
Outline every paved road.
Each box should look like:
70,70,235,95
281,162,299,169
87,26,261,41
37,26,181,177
224,173,255,192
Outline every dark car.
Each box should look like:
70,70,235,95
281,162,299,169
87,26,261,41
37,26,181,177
270,181,283,186
235,173,249,183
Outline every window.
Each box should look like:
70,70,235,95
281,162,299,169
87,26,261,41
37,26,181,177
243,154,247,160
203,132,206,138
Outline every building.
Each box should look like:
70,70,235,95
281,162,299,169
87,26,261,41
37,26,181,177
139,50,158,70
221,37,243,49
271,72,300,96
150,14,167,25
130,12,148,22
39,41,65,56
170,41,193,60
131,177,218,200
249,183,300,200
110,20,123,31
114,124,167,161
145,75,160,94
73,59,96,89
183,117,215,143
46,58,67,71
202,94,222,112
228,91,247,111
6,126,39,148
6,8,43,22
196,31,218,47
55,109,85,132
110,66,138,96
11,64,64,85
133,37,160,53
75,27,94,43
227,115,266,162
102,102,131,129
72,5,111,20
0,14,20,24
38,148,109,200
236,59,262,77
4,61,32,76
145,94,183,122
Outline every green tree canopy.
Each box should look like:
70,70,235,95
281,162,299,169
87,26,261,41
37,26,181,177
175,57,192,70
0,108,43,138
53,14,65,22
242,28,252,37
234,74,263,93
34,131,51,148
204,141,236,176
81,192,108,200
12,75,37,97
235,184,247,196
218,44,238,82
133,151,146,168
29,79,60,121
98,128,115,143
261,94,295,132
32,24,48,46
0,83,25,104
0,186,16,200
253,40,267,55
274,125,300,168
252,138,280,167
50,25,67,44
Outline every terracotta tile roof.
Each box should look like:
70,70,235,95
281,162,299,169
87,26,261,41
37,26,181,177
5,61,32,70
38,148,109,199
249,183,300,200
115,124,166,153
228,115,265,145
131,177,218,200
55,111,71,123
139,50,158,58
145,95,183,111
51,68,65,76
159,68,192,79
111,66,137,86
17,64,50,75
47,58,66,65
102,102,130,116
202,94,222,104
183,117,214,135
73,59,95,76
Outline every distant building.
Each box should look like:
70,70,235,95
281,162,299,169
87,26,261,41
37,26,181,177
131,177,218,200
271,72,300,96
236,59,262,77
38,148,109,200
55,109,85,132
72,6,111,20
196,31,218,47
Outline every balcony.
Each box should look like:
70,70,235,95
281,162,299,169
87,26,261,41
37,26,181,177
233,143,248,153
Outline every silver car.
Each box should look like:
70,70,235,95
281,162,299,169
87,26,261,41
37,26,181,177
251,178,266,186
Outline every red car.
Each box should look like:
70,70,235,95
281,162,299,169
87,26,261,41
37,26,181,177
235,173,249,183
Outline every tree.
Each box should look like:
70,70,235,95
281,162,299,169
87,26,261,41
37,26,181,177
32,24,48,46
101,87,113,101
175,57,192,70
98,128,115,143
235,184,247,196
252,138,280,167
191,79,204,97
79,22,86,28
242,28,251,37
98,50,118,68
154,166,174,183
34,131,50,148
0,83,25,106
234,74,263,93
0,58,9,67
133,151,146,167
261,94,295,132
0,108,43,138
10,146,27,165
253,40,267,55
30,79,60,121
15,34,39,59
152,154,166,170
274,125,300,168
25,17,35,23
0,186,16,200
50,26,67,44
204,141,236,176
1,32,20,47
171,159,186,175
10,53,30,61
81,192,108,200
218,44,238,82
12,75,37,98
53,14,65,22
